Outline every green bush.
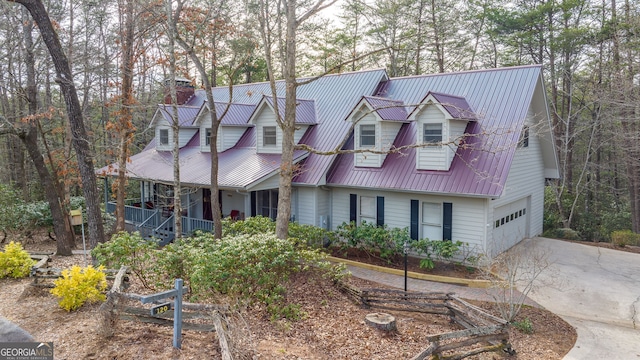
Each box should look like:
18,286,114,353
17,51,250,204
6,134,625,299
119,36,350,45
611,230,640,247
188,233,334,319
0,241,35,278
91,231,157,288
512,317,534,334
335,221,409,261
50,265,107,311
411,238,464,270
221,216,276,237
543,227,581,241
288,222,336,248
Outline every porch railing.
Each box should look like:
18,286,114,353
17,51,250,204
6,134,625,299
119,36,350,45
106,202,215,243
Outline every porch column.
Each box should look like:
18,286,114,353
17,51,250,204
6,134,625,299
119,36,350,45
141,181,146,209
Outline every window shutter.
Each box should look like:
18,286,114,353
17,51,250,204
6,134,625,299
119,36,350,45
443,202,452,241
376,196,384,227
410,200,419,240
250,191,257,217
350,194,357,223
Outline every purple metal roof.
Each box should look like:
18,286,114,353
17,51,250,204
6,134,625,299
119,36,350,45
326,65,543,197
210,102,257,126
262,96,317,124
102,66,545,197
156,105,201,127
427,92,477,120
362,96,408,121
97,134,308,189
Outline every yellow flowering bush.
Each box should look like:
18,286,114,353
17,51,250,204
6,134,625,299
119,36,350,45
50,265,107,311
0,241,35,278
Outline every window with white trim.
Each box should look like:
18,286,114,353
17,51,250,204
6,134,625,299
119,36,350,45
263,126,277,146
159,129,169,145
360,124,376,147
205,128,211,146
360,196,376,224
422,202,442,240
518,125,529,148
423,123,442,144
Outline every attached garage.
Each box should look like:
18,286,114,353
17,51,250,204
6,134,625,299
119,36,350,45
492,197,530,256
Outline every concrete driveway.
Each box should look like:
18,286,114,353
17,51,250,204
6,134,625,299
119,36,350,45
513,237,640,359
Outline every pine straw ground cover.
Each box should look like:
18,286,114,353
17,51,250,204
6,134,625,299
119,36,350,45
0,238,575,360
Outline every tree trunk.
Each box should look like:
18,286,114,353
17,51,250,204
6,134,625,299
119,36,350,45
20,6,74,255
114,0,137,232
13,0,105,248
166,0,182,240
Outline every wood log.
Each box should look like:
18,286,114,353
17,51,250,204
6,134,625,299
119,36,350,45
118,314,214,332
110,266,129,293
365,313,396,332
434,331,508,354
439,342,507,360
409,343,437,360
32,256,50,269
427,325,504,343
212,310,233,360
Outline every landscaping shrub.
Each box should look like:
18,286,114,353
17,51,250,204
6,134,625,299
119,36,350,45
611,230,640,247
50,265,107,311
335,221,409,261
221,216,276,237
0,241,35,278
91,231,157,288
188,233,336,319
543,227,581,241
288,222,336,248
512,317,534,334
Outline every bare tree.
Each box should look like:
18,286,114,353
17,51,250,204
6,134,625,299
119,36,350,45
9,0,105,248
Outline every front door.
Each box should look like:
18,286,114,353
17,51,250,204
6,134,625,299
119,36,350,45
257,189,278,220
203,189,212,221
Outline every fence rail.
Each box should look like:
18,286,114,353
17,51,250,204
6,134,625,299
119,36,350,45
336,281,512,360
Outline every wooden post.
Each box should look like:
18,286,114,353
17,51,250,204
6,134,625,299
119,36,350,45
139,278,184,349
173,279,183,349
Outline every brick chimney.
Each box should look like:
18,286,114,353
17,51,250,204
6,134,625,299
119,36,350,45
164,77,195,105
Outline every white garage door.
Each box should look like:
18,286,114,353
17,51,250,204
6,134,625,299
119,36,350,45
492,197,529,256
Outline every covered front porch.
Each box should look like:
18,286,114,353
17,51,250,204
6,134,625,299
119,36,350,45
105,181,280,245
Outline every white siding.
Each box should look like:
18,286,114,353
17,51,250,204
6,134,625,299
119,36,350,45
488,106,545,256
199,113,248,153
294,125,309,144
249,172,280,192
221,190,247,218
220,127,247,152
156,125,173,151
355,114,382,167
296,187,317,225
179,129,197,147
256,109,281,154
330,188,486,253
293,187,331,228
416,105,449,170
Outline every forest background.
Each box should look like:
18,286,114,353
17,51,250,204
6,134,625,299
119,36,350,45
0,0,639,246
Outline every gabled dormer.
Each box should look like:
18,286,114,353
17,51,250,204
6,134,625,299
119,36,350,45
249,96,317,154
195,102,256,153
408,92,477,171
346,96,409,168
149,105,201,151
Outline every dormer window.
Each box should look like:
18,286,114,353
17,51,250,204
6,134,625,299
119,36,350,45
423,123,442,144
360,124,376,147
263,126,277,146
159,129,169,145
205,128,211,146
518,125,529,148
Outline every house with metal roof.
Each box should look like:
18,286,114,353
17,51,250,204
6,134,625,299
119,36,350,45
100,65,559,257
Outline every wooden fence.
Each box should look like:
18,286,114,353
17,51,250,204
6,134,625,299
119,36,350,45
337,281,513,360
